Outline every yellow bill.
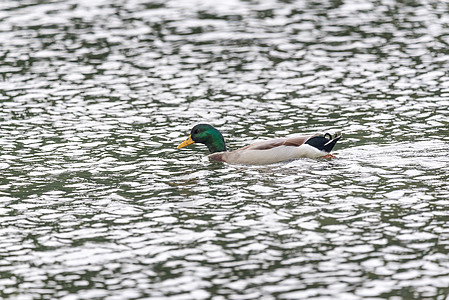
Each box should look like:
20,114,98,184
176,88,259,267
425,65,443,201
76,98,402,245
177,135,195,149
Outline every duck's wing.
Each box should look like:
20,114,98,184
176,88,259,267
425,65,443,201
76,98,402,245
208,135,320,164
239,135,317,151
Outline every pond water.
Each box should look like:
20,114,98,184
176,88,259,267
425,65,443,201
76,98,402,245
1,0,449,299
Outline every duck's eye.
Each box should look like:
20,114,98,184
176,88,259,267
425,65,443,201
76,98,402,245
193,129,199,135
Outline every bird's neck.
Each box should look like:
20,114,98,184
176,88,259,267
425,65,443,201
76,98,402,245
206,134,227,153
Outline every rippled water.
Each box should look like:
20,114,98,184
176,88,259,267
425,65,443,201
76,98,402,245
1,0,449,299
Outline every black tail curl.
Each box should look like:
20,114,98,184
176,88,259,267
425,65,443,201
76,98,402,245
305,133,342,153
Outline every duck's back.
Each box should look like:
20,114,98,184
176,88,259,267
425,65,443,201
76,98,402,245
208,135,326,165
240,135,314,151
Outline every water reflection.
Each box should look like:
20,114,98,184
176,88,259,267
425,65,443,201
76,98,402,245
1,0,449,299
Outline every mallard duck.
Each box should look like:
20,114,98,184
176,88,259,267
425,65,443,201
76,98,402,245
177,124,341,165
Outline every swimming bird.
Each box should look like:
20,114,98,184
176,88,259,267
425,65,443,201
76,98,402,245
177,124,341,165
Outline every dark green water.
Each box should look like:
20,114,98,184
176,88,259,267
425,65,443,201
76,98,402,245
1,0,449,299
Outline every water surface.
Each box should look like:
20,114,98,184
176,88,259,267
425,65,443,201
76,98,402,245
1,0,449,299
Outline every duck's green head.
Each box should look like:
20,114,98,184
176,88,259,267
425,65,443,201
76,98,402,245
177,124,227,154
